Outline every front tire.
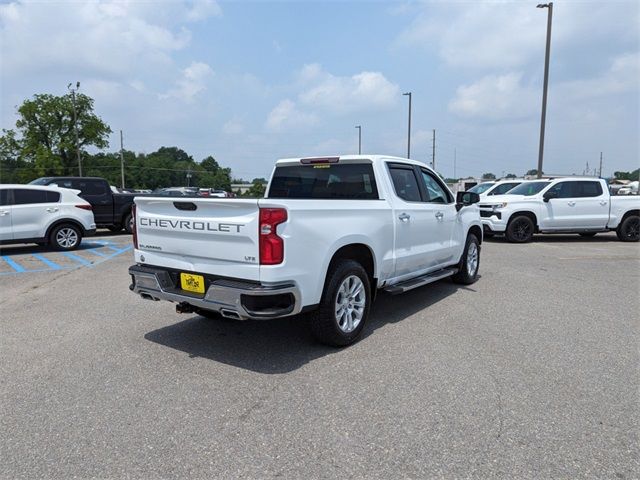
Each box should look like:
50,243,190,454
310,260,371,347
506,215,534,243
452,234,480,285
617,215,640,242
50,224,82,251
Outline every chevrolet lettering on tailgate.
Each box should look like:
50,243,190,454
139,217,245,233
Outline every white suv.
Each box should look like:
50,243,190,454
0,185,96,250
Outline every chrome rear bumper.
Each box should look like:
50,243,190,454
128,264,301,320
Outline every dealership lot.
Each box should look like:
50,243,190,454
1,233,638,478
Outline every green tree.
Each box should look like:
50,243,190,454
526,169,543,176
482,172,496,180
613,169,640,181
5,93,112,176
242,178,267,197
504,173,517,179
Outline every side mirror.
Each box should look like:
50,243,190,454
543,190,557,203
456,191,480,211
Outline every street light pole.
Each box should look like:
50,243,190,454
68,81,82,176
355,125,362,154
120,130,125,189
536,2,553,179
403,92,412,158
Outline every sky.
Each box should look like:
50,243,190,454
1,0,639,181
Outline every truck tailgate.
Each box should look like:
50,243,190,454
134,197,260,280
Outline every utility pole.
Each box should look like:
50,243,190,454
355,125,362,154
186,169,192,187
432,129,436,171
120,130,125,189
454,148,457,179
403,92,412,158
68,81,82,176
599,152,603,178
536,3,553,179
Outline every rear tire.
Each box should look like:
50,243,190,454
506,215,534,243
452,234,480,285
309,260,371,347
50,224,82,251
124,213,134,234
616,215,640,242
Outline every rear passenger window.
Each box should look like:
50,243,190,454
576,181,603,197
12,189,60,204
73,180,107,196
389,167,421,202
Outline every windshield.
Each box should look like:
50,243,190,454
28,177,52,185
468,182,494,194
507,181,550,196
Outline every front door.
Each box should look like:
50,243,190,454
542,181,608,229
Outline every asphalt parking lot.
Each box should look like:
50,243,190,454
1,232,638,479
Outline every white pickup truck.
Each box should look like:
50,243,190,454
129,155,483,346
479,177,640,242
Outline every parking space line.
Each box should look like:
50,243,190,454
62,252,92,266
85,248,109,258
2,256,26,273
31,254,62,270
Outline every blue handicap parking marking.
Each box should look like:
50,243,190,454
0,238,133,275
2,256,26,273
31,254,62,270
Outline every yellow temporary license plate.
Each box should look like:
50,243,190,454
180,273,205,294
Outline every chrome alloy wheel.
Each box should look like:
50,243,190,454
335,275,366,333
467,242,479,277
56,227,79,248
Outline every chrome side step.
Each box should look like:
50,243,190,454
384,267,458,295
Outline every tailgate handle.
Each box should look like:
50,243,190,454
173,202,197,211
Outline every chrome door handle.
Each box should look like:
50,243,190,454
0,210,9,216
398,213,411,222
567,201,576,207
46,207,59,213
600,201,607,206
435,211,444,220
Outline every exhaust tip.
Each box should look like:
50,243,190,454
220,309,241,319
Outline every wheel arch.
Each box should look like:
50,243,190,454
620,209,640,223
468,224,483,244
324,243,377,295
45,218,86,241
507,210,539,231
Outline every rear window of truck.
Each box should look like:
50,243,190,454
267,164,379,199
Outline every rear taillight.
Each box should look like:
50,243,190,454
132,204,138,249
259,208,287,265
75,204,92,210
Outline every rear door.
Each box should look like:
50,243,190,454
0,189,12,241
134,197,261,280
11,188,61,239
387,164,455,279
72,179,112,224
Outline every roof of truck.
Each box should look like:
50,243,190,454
275,154,433,169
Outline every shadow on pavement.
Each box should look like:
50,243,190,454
484,233,620,243
0,241,106,256
144,278,467,374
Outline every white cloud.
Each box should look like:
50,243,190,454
185,0,222,21
161,62,214,102
265,99,318,132
298,64,399,114
0,1,192,78
396,2,639,71
449,72,538,121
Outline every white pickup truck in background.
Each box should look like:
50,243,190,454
479,177,640,242
129,155,483,346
